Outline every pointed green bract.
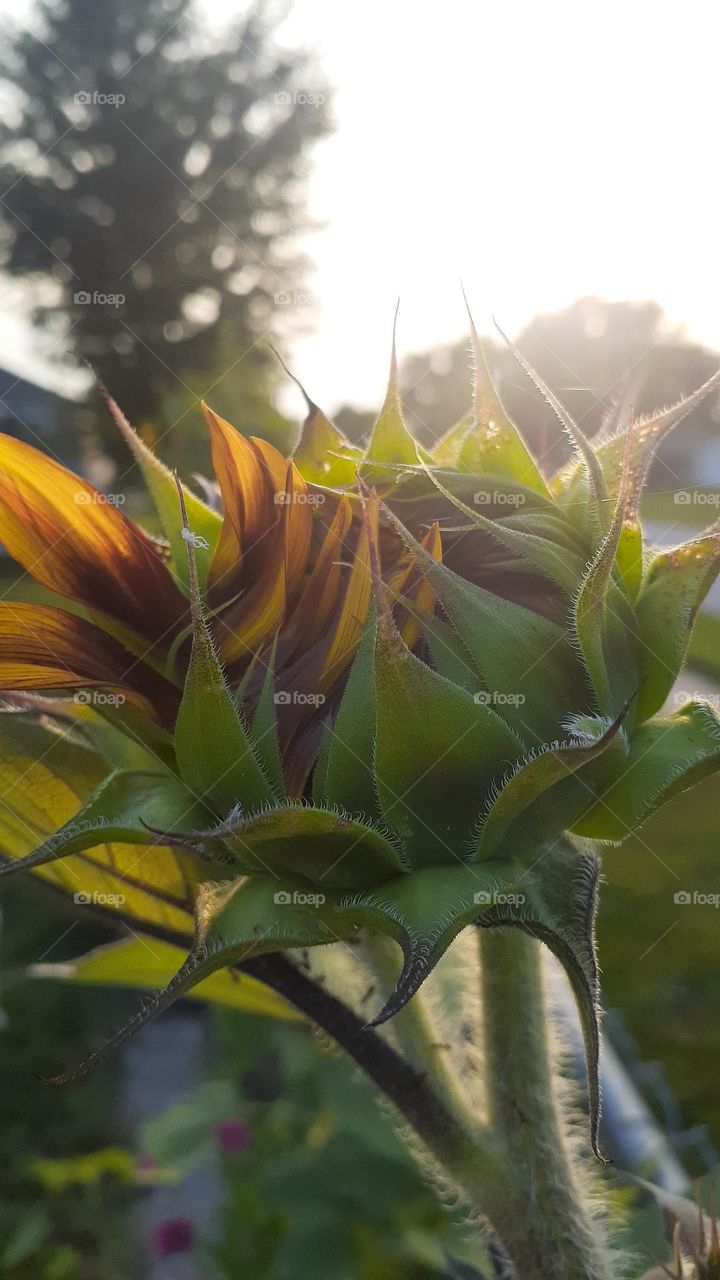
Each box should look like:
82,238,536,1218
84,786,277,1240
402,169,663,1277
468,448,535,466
47,876,357,1084
343,860,520,1021
294,399,362,487
378,498,586,741
217,804,406,890
417,444,583,595
250,644,288,800
458,299,550,497
634,525,720,721
373,620,520,866
554,365,720,512
494,319,608,523
364,310,418,479
474,711,628,861
104,392,220,592
317,612,379,818
0,768,208,880
572,701,720,841
574,423,639,716
173,477,275,815
477,844,606,1160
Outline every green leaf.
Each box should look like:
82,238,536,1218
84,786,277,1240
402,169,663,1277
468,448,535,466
0,767,208,880
278,352,362,486
104,391,220,591
32,935,301,1021
431,411,473,465
634,527,720,721
571,700,720,841
173,478,276,815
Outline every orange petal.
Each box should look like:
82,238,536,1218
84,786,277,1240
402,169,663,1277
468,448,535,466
320,499,377,690
204,404,275,596
214,513,287,664
0,603,179,725
397,522,442,648
279,495,353,662
0,435,186,648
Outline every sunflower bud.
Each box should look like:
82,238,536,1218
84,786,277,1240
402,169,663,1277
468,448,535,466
1,316,720,1160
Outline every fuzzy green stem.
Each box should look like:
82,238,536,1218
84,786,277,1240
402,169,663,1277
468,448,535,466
357,932,476,1127
478,928,616,1279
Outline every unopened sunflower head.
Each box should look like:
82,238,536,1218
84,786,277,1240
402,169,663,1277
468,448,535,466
2,311,720,1156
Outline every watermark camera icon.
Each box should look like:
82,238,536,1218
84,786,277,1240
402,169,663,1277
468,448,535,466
674,890,692,904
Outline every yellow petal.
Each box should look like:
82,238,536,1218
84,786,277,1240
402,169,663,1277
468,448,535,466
0,603,179,725
0,435,186,647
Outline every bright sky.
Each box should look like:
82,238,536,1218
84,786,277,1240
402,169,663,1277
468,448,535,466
2,0,720,412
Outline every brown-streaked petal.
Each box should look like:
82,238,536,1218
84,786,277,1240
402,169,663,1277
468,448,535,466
0,603,180,726
279,495,353,664
213,511,287,665
204,404,274,596
0,435,186,648
319,498,377,691
393,522,442,649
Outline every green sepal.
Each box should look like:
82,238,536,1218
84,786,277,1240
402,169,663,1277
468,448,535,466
173,482,276,816
395,597,479,692
342,861,520,1023
634,527,720,721
571,700,720,841
250,644,287,800
276,351,362,487
476,843,607,1160
47,875,357,1084
457,303,550,498
213,804,407,890
363,312,418,480
372,617,521,866
474,709,629,860
378,499,586,741
554,366,720,515
431,412,473,465
316,612,380,819
416,444,583,595
0,768,210,880
494,319,607,525
573,425,639,717
104,392,220,592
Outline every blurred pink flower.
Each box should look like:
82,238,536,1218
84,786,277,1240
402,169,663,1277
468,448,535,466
151,1217,195,1258
215,1118,251,1154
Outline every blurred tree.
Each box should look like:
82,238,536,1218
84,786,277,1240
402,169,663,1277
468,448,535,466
399,298,720,486
0,0,329,465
